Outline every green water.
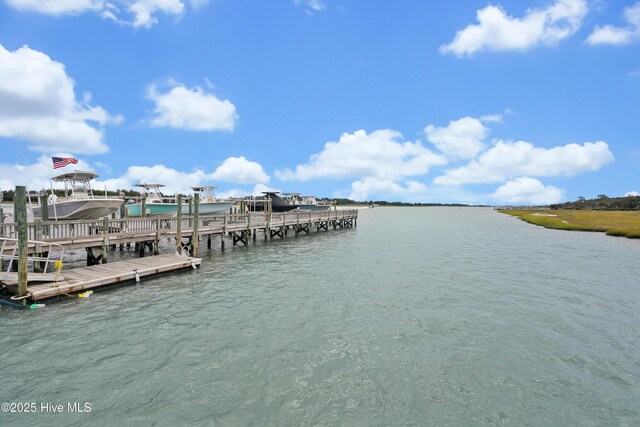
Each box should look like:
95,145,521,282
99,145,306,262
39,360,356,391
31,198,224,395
1,207,639,425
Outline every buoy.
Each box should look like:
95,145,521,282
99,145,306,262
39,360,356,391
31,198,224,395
29,303,45,309
77,290,93,299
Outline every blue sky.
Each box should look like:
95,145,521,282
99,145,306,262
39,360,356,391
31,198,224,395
0,0,638,204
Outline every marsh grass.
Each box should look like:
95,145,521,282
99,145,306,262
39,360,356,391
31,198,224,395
498,210,640,239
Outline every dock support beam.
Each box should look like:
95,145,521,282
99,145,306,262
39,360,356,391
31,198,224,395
15,186,28,299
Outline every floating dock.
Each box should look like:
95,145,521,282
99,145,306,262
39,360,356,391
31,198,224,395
2,254,200,302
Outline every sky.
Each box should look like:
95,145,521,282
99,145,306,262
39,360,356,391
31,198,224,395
0,0,639,205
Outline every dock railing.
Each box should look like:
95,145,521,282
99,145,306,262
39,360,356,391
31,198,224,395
1,237,65,282
0,209,358,252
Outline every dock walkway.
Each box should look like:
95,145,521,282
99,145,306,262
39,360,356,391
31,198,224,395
3,254,201,301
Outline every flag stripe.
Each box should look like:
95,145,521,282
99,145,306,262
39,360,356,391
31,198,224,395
52,157,78,169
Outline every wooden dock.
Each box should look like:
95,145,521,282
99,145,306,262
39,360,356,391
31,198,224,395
2,254,201,301
1,187,358,304
0,209,358,254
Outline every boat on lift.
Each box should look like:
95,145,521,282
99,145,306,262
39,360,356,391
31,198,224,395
125,184,178,217
247,192,299,212
282,193,333,211
32,171,124,220
192,186,234,215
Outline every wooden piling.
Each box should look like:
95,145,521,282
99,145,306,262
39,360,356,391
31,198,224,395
154,217,160,255
40,193,49,221
101,216,109,263
192,193,199,257
176,194,183,255
34,219,42,273
0,207,3,270
15,186,28,298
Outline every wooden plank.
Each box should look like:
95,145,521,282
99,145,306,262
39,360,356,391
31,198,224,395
23,255,201,300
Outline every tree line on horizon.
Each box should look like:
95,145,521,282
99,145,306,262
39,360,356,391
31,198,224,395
549,195,640,210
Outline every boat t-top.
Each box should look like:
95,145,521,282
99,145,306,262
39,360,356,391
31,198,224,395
32,171,124,220
191,186,234,215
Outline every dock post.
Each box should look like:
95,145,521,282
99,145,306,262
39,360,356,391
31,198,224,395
0,207,3,270
192,193,199,257
101,216,109,263
34,219,42,273
15,186,28,299
39,192,49,221
119,200,126,251
154,218,160,255
176,194,183,255
141,198,146,217
221,215,226,251
188,198,193,227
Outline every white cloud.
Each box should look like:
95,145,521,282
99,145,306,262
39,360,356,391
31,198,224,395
492,177,564,205
349,178,427,201
435,140,614,185
147,82,238,132
1,155,270,196
424,116,491,160
440,0,588,57
209,156,270,184
4,0,210,28
4,0,104,15
625,191,639,197
293,0,325,14
276,129,446,181
0,155,95,191
0,44,119,154
587,2,640,46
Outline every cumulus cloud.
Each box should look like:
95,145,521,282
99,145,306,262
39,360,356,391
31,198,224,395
440,0,588,57
276,129,446,181
0,43,119,154
625,191,639,197
0,155,95,191
349,178,427,201
147,82,238,132
209,156,270,184
435,140,614,185
4,0,209,28
587,2,640,46
492,177,564,205
425,116,491,160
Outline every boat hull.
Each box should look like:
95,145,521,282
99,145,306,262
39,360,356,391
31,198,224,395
33,199,124,220
126,203,178,217
297,204,332,212
198,202,234,215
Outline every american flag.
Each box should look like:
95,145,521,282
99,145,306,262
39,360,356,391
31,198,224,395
52,157,78,169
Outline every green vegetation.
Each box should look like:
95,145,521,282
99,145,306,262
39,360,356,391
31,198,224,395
499,209,640,239
550,195,640,210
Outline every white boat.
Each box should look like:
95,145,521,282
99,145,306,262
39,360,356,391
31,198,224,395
32,171,124,220
192,186,233,214
126,184,178,217
283,193,333,211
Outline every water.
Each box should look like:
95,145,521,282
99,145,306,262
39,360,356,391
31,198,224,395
1,207,639,425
